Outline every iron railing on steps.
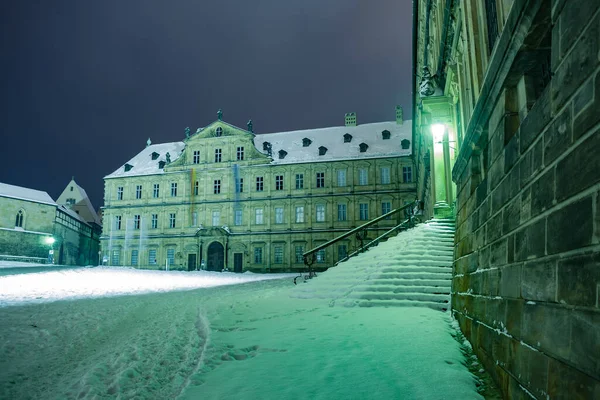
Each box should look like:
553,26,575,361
294,200,419,284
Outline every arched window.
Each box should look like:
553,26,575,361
215,127,223,137
15,210,24,228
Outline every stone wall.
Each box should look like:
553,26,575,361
452,1,600,398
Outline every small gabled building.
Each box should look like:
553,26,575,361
101,109,416,272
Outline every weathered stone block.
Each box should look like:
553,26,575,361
474,225,486,251
521,188,532,222
490,238,508,267
487,211,504,243
479,245,491,269
491,177,510,215
488,154,506,191
505,298,524,340
518,344,550,400
522,258,557,302
476,176,488,206
552,12,600,112
522,303,572,361
547,196,593,255
515,218,546,261
559,0,600,60
557,252,600,307
573,71,600,140
570,309,600,378
504,128,520,174
482,267,500,297
479,198,490,227
507,234,515,263
544,106,572,164
530,167,555,218
520,85,551,152
503,196,521,234
489,127,505,165
555,126,600,202
547,356,600,399
499,263,522,298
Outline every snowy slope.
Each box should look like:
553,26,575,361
292,218,455,311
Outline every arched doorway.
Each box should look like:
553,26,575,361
207,241,224,271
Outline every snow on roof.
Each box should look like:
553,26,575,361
254,121,412,165
105,142,186,179
0,182,56,206
57,205,90,226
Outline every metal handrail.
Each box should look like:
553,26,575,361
293,201,418,284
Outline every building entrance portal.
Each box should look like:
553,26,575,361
207,242,224,271
233,253,243,273
188,254,197,271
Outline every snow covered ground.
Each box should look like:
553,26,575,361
0,226,485,400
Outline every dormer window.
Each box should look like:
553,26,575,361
263,141,272,156
158,161,166,169
359,143,368,153
401,139,411,149
215,127,223,137
343,133,352,143
382,130,391,140
302,138,312,147
318,146,328,156
124,163,133,172
151,152,160,160
278,150,288,159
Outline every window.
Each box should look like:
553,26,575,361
134,215,140,229
338,245,348,261
274,245,283,264
151,214,158,229
295,246,304,263
149,249,157,265
153,184,159,198
343,133,352,143
302,138,312,147
192,212,197,226
66,198,76,205
401,139,410,150
295,174,304,189
275,175,284,190
70,186,73,192
216,127,223,137
256,176,264,191
167,249,175,266
403,166,413,183
275,207,284,224
131,250,138,266
192,180,198,196
382,130,391,140
117,186,123,200
214,179,221,194
359,203,369,220
382,201,392,218
169,213,176,228
318,146,328,156
316,249,326,263
254,247,263,264
171,183,177,197
212,211,220,226
236,178,244,193
295,206,304,223
316,172,325,188
193,150,200,164
316,204,325,222
359,168,368,185
359,143,368,152
381,167,391,184
337,169,347,187
111,250,120,266
237,146,244,161
234,209,243,226
15,210,23,227
278,150,287,159
214,149,222,163
255,209,264,224
115,215,122,230
337,204,347,221
136,185,142,199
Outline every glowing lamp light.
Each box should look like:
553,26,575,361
431,123,446,142
45,237,55,245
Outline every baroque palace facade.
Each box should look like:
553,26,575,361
101,109,415,272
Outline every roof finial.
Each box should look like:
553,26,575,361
185,127,190,138
71,176,74,181
217,109,223,121
147,138,152,147
247,119,253,133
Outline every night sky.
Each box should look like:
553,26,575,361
1,0,413,210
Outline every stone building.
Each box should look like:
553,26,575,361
101,109,415,272
414,0,600,398
0,181,101,265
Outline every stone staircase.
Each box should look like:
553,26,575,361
292,218,456,311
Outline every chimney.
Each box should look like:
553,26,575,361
344,112,357,127
396,105,403,125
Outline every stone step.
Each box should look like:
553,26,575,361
347,291,450,303
351,285,451,295
356,299,450,311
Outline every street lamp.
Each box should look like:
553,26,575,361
431,123,445,142
45,237,55,264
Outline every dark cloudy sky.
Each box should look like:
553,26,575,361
0,0,413,209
